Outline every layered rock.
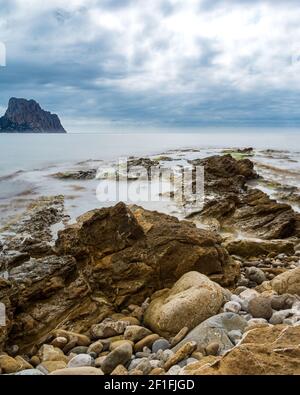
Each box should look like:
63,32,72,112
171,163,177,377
184,325,300,375
0,98,66,133
188,155,299,240
0,201,237,351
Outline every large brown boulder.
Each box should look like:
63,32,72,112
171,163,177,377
184,325,300,375
143,272,226,338
0,202,237,352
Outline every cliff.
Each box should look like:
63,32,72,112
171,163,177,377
0,98,66,133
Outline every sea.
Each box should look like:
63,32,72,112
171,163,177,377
0,129,299,229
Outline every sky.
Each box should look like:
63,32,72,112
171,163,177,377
1,0,300,132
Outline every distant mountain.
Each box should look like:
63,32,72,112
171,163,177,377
0,98,66,133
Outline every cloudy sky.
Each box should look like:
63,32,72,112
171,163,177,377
0,0,300,132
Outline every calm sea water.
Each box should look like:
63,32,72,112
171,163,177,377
1,129,300,177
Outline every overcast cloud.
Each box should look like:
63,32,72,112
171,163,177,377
0,0,300,131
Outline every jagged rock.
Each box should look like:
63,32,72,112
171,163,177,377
55,202,238,306
0,98,66,133
189,154,257,194
188,155,299,240
0,201,241,352
144,272,226,338
51,169,97,180
183,325,300,375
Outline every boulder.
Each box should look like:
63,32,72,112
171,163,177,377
173,313,248,354
144,272,226,337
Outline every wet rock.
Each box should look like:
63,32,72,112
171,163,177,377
51,169,97,180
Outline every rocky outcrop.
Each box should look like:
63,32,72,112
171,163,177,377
0,201,237,351
0,98,66,133
188,155,299,239
183,325,300,375
144,272,226,338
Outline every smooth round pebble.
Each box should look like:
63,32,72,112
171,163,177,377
67,354,93,368
152,339,170,353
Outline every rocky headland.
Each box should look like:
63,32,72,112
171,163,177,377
0,98,66,133
0,152,299,375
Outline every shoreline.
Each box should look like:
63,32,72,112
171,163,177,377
0,149,299,375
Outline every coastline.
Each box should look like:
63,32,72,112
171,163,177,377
0,146,299,375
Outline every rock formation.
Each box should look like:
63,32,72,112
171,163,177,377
0,98,66,133
0,200,238,352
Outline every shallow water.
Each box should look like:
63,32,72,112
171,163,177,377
0,131,299,230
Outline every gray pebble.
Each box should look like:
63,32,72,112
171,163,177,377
152,339,171,353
